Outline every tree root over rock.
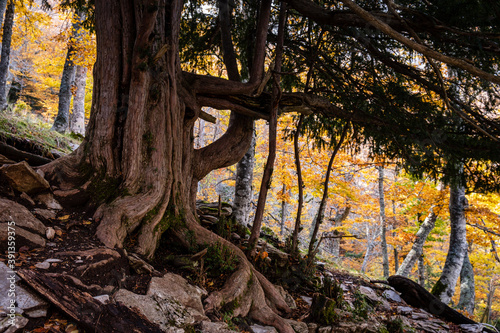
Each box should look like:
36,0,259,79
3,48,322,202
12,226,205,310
182,218,295,333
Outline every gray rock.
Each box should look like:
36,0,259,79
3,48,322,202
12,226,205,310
46,227,55,240
396,306,414,315
0,161,50,194
0,315,29,333
307,323,318,333
114,289,202,331
0,224,46,250
0,198,47,235
93,295,110,304
382,289,402,303
317,327,331,333
250,324,278,333
34,193,62,210
300,296,312,306
19,192,35,207
0,262,49,320
199,321,238,333
34,209,57,221
459,324,485,333
148,273,207,316
45,259,62,263
358,285,392,311
35,262,50,270
285,319,308,333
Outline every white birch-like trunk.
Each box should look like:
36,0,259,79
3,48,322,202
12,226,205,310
69,65,87,135
396,210,438,277
457,248,475,315
233,131,255,227
431,183,468,304
378,166,390,278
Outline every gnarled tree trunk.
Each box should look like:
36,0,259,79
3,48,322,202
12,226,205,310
40,1,293,331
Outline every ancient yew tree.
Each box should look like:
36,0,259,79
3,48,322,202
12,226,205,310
39,0,500,330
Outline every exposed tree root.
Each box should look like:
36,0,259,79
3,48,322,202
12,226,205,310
185,218,295,333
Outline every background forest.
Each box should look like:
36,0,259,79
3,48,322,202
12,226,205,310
0,0,499,329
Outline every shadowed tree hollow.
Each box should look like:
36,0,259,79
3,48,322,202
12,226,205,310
39,0,500,331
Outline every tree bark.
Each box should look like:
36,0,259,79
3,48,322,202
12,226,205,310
291,115,304,258
52,10,85,133
0,0,14,111
432,182,468,304
69,65,87,135
418,254,425,287
361,224,376,273
233,132,255,228
457,247,475,315
0,0,7,30
307,124,348,264
378,165,390,278
248,2,287,251
280,182,288,236
396,210,438,277
39,1,294,331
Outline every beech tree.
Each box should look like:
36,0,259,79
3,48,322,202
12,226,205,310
40,0,500,331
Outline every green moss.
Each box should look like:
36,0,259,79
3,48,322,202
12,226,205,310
204,242,239,278
431,279,446,297
352,291,371,319
320,301,339,325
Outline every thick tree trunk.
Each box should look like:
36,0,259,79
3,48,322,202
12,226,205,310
52,11,85,133
378,165,390,278
432,183,468,304
0,0,14,111
233,132,255,227
457,248,475,315
40,1,293,331
69,65,87,135
397,210,438,277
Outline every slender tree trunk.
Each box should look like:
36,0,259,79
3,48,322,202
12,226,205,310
378,165,390,278
432,182,468,304
418,254,425,286
457,248,475,315
291,115,304,258
397,210,438,277
233,132,255,227
248,3,287,251
480,279,495,323
392,200,399,272
0,0,7,30
280,183,288,236
52,10,85,133
361,225,376,273
307,124,348,263
69,65,87,135
331,206,350,262
0,0,14,111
